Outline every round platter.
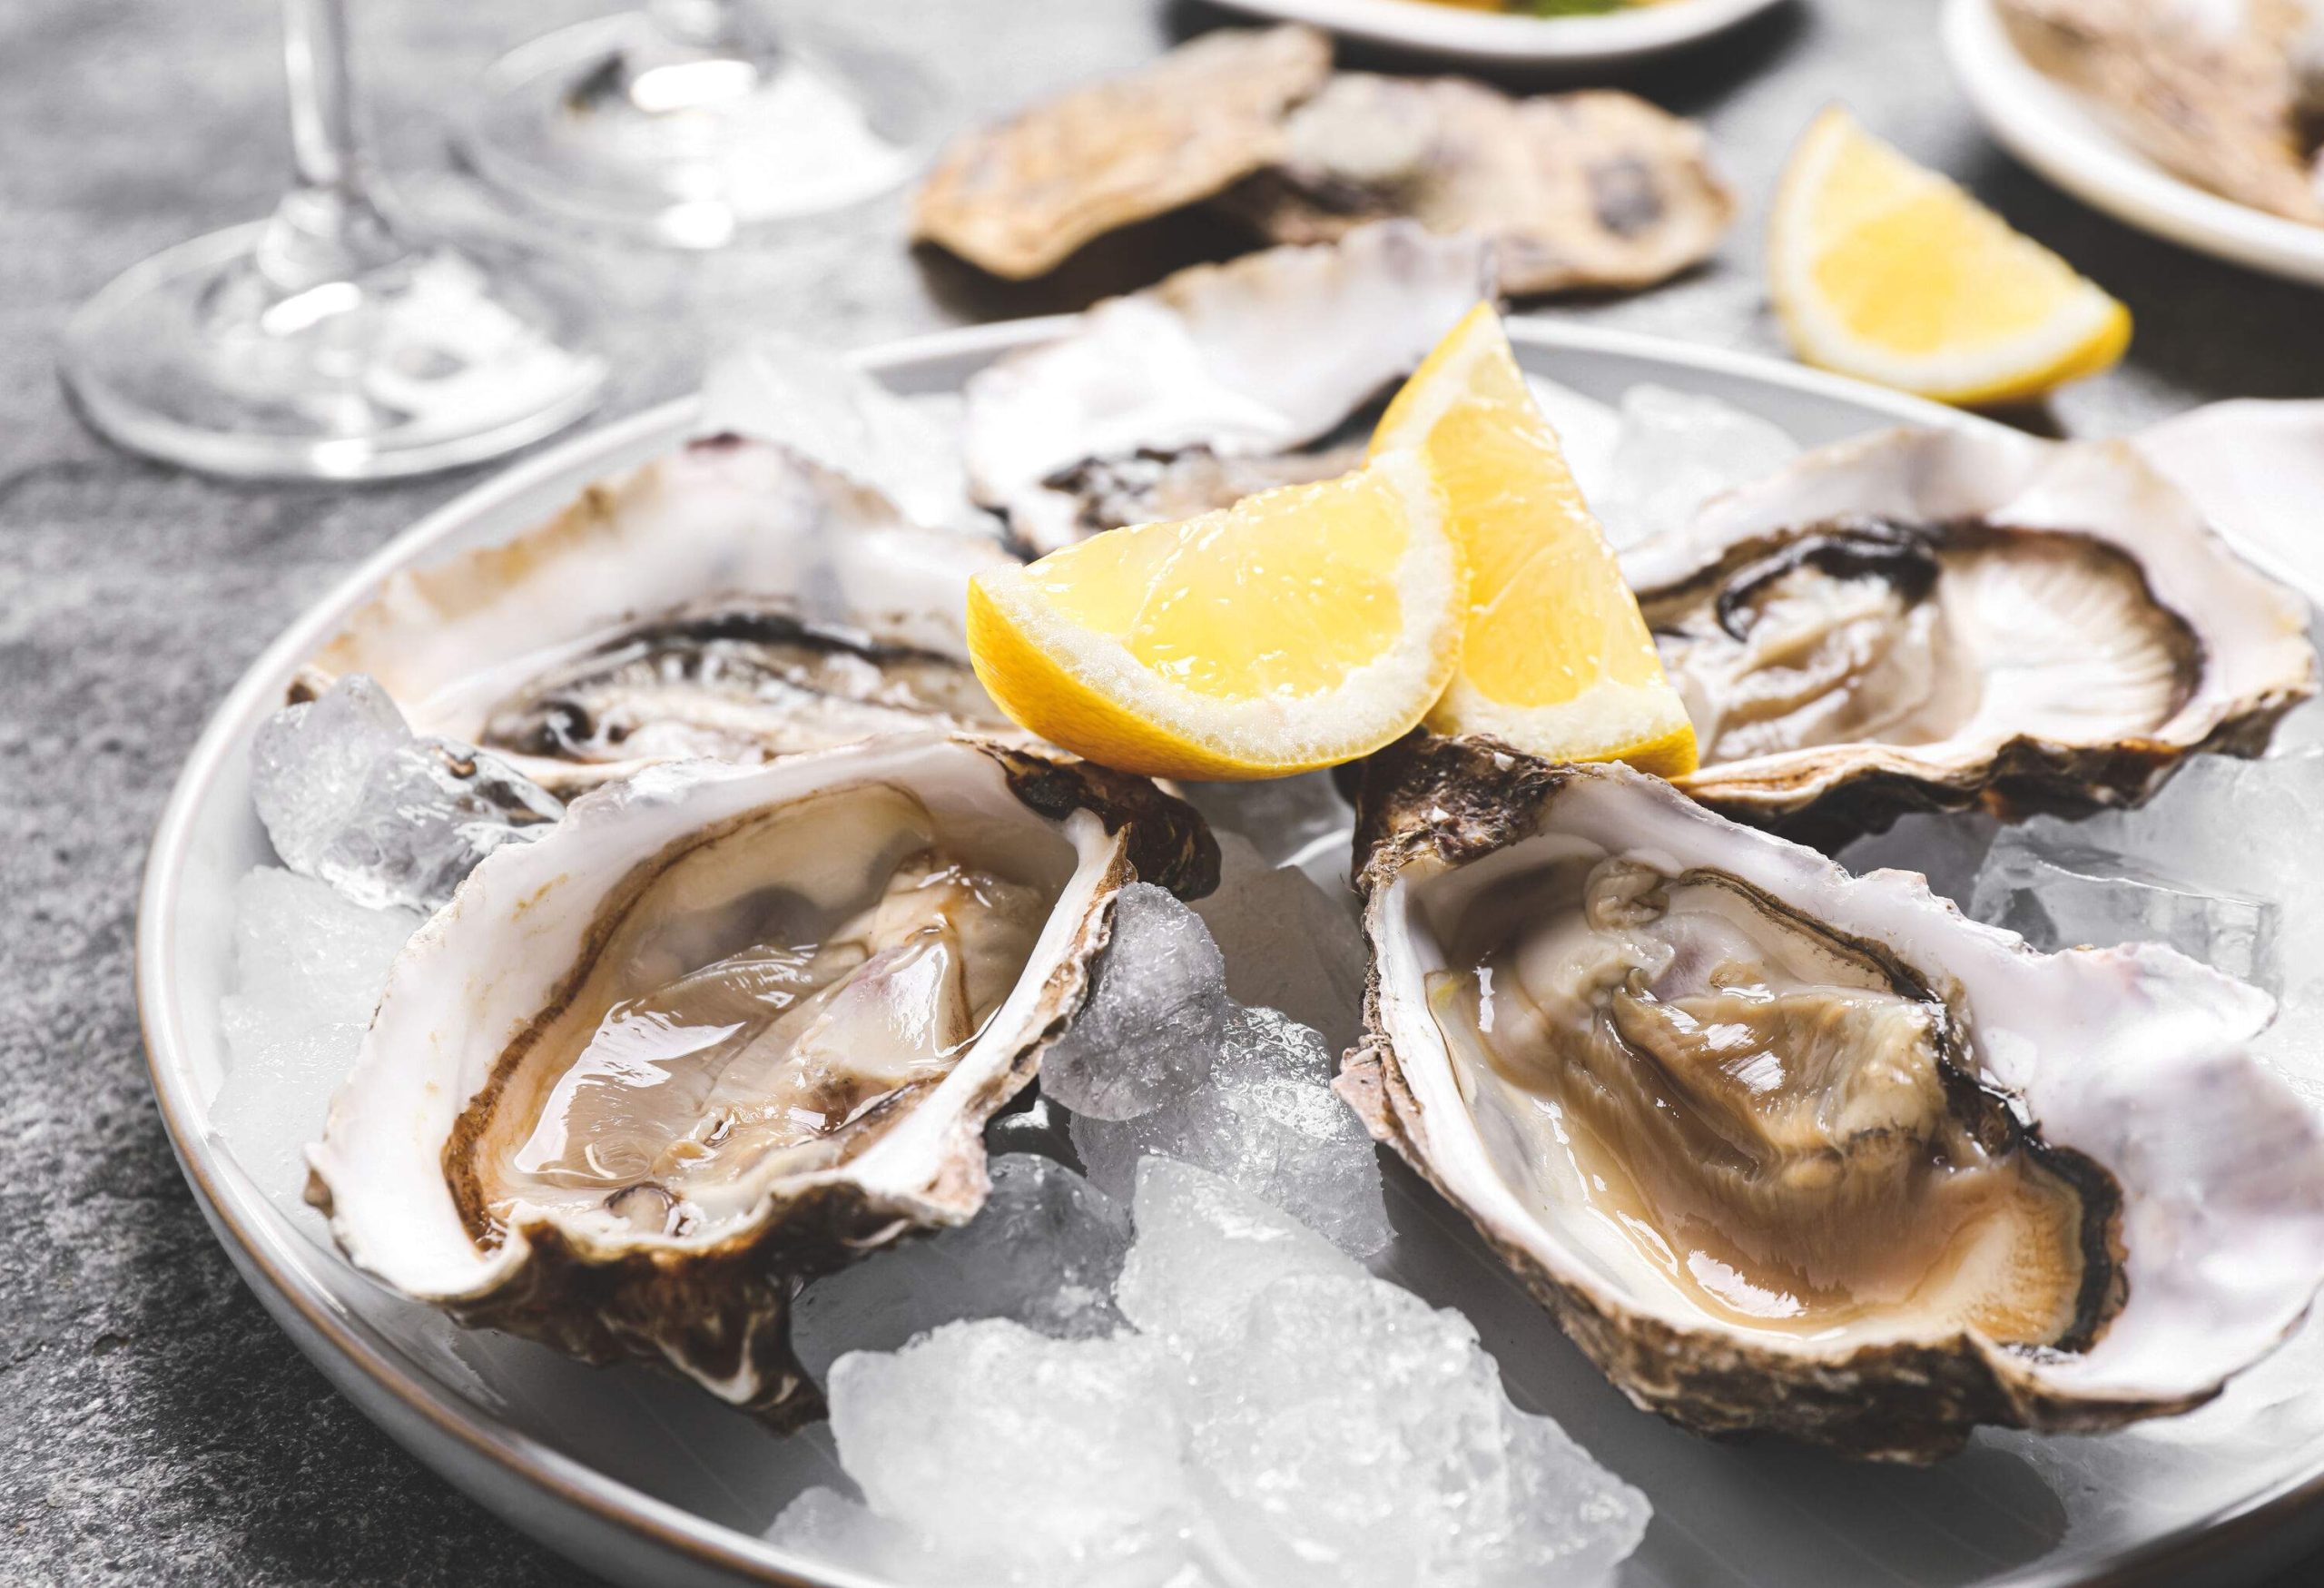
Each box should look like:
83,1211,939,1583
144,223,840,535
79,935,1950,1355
137,316,2324,1588
1200,0,1789,65
1944,0,2324,290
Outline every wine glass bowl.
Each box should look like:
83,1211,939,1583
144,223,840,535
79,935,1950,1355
60,0,606,481
454,1,943,249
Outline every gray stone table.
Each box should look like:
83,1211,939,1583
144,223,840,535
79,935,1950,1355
4,0,2319,1583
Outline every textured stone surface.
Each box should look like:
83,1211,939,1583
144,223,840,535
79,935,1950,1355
5,0,2324,1583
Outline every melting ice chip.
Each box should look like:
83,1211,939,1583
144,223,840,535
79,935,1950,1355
1971,843,2276,981
1039,883,1226,1121
1594,382,1800,549
250,674,562,912
211,867,420,1214
791,1154,1130,1381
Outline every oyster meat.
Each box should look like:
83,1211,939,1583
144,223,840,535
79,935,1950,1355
301,435,1019,792
1999,0,2324,223
309,735,1216,1424
961,221,1493,554
1219,76,1735,296
1625,426,2317,836
911,25,1332,280
1344,736,2324,1460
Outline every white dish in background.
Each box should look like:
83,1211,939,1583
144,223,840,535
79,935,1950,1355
1945,0,2324,289
137,317,2324,1588
1205,0,1790,65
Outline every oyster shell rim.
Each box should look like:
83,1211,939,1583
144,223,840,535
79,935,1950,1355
304,733,1217,1425
1343,732,2324,1462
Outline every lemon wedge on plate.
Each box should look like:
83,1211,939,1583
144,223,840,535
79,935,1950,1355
1769,105,2130,405
1372,303,1699,777
965,449,1466,779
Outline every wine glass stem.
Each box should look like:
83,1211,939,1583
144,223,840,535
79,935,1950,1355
263,0,403,291
649,0,775,57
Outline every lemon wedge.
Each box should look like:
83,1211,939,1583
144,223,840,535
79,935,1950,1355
1372,303,1698,777
1769,106,2130,405
965,449,1466,779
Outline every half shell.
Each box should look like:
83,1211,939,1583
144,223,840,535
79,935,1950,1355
308,735,1216,1424
300,436,1019,793
1220,76,1734,295
1344,735,2324,1461
911,25,1332,280
960,221,1493,554
1624,426,2316,837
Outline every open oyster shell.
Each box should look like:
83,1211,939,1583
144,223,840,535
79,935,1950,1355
300,436,1020,794
307,735,1216,1425
1343,735,2324,1461
911,25,1332,280
1219,76,1734,296
960,221,1493,554
1624,426,2317,839
1999,0,2324,223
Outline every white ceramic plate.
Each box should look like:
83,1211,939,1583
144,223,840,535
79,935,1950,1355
1205,0,1789,65
1945,0,2324,289
138,318,2324,1588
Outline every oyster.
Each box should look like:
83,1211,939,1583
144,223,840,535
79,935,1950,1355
1344,736,2324,1461
911,25,1332,280
308,735,1216,1424
1999,0,2324,222
300,435,1019,792
961,222,1493,554
1624,426,2316,837
1220,76,1734,296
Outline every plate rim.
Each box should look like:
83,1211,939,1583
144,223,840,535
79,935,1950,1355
133,312,2324,1588
1200,0,1790,64
1943,0,2324,289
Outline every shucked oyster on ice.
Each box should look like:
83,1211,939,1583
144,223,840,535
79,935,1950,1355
300,435,1019,794
1999,0,2324,223
1343,735,2324,1461
1219,75,1735,296
307,735,1216,1424
1624,426,2317,837
911,25,1332,280
960,221,1493,554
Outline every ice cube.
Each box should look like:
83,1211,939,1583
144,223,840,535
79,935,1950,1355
1594,383,1799,550
1115,1158,1362,1346
1173,770,1354,889
764,1487,1005,1586
251,675,564,912
1187,1273,1649,1588
1040,883,1226,1120
1191,832,1366,1058
210,868,420,1210
1838,810,1999,911
828,1319,1192,1564
1072,1005,1392,1258
792,1154,1131,1381
1969,842,2276,979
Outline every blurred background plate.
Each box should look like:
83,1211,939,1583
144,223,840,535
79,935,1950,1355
1203,0,1792,64
1944,0,2324,289
138,317,2324,1588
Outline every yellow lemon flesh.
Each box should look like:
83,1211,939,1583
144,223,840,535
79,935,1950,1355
1372,302,1698,777
965,449,1466,779
1769,106,2129,406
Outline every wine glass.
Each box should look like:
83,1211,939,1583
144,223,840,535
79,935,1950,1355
455,0,942,249
61,0,606,481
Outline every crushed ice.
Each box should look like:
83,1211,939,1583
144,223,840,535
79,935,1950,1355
1963,750,2324,1105
251,674,562,912
211,867,419,1216
773,1160,1649,1588
1059,882,1390,1258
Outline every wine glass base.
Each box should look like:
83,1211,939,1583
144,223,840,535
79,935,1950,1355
61,222,607,481
456,13,938,249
